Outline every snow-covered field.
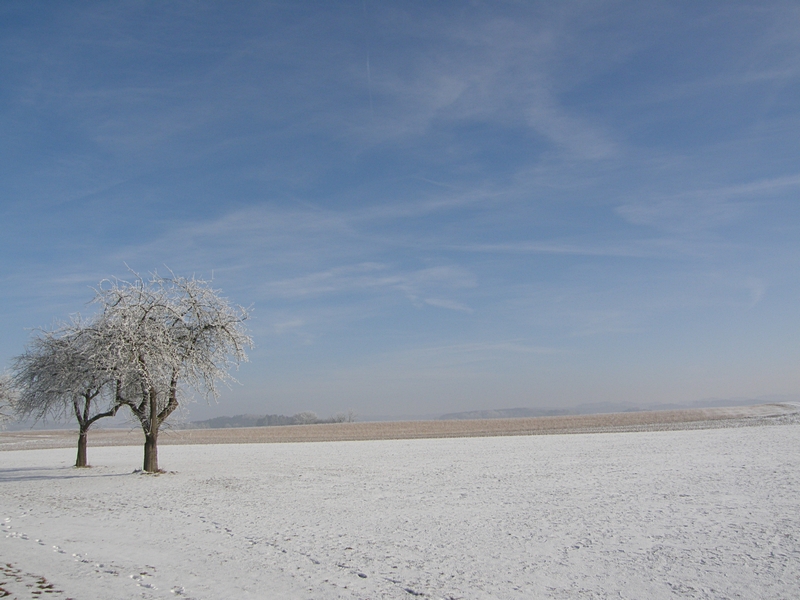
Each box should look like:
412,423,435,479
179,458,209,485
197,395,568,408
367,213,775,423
1,422,798,599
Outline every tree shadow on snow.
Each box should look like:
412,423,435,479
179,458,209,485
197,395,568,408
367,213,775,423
0,466,131,483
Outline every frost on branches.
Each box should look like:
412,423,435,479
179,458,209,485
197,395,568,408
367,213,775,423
96,272,252,472
13,318,121,466
10,271,252,472
0,372,18,427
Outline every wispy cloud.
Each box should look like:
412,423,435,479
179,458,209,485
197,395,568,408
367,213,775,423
452,239,687,259
525,90,618,159
262,263,390,298
272,318,305,334
261,263,476,309
616,200,748,232
411,341,561,358
341,7,622,160
617,175,800,232
423,298,473,313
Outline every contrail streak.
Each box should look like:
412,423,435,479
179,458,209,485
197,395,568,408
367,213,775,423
367,51,374,121
364,0,374,123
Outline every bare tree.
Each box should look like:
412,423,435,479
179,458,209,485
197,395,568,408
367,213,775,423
12,318,121,466
330,411,356,423
96,271,251,472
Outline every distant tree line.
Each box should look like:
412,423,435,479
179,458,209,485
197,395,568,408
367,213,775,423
189,410,356,429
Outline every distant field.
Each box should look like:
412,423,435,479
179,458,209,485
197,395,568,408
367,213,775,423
2,403,797,451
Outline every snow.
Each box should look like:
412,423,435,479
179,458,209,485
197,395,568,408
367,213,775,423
1,422,798,599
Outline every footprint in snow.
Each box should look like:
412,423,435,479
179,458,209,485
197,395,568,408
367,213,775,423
131,572,157,589
0,562,67,598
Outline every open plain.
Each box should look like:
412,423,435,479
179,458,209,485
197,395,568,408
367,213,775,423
2,403,797,451
1,405,799,599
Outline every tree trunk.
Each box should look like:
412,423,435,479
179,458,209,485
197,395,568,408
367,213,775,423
75,430,88,468
141,381,161,472
143,431,159,472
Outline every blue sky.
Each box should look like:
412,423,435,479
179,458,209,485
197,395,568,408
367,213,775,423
2,1,799,420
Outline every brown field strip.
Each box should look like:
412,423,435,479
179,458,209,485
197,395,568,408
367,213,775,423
2,403,797,452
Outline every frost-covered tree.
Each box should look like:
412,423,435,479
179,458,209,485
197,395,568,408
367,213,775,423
12,318,121,466
0,372,18,427
96,272,251,472
293,411,319,425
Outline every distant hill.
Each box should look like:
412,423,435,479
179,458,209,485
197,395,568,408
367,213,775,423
438,397,798,421
180,396,800,429
439,407,572,420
